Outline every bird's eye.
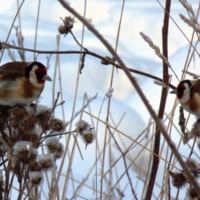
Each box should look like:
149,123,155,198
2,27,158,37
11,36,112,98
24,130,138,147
35,71,46,79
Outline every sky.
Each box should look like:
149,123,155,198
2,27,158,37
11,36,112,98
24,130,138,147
0,0,200,199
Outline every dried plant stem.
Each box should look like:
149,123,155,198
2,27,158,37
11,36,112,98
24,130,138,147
58,0,200,196
1,42,176,89
33,0,41,60
145,0,171,199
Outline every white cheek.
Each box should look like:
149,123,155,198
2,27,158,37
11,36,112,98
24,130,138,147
29,71,43,87
179,88,190,104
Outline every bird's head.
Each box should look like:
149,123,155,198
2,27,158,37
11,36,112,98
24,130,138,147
170,80,192,103
26,62,52,86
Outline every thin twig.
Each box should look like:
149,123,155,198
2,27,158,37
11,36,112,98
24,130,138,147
1,42,176,89
108,127,138,199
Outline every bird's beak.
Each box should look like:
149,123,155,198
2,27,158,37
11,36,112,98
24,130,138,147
43,74,52,81
170,89,178,94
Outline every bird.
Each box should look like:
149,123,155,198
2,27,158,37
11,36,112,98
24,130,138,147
0,61,52,107
170,79,200,117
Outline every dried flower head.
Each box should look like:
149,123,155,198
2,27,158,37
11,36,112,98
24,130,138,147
49,118,65,132
36,108,51,131
170,171,187,189
76,120,91,134
185,159,200,178
190,119,200,138
186,159,198,170
22,115,37,130
54,142,64,159
13,141,37,163
30,160,42,172
9,106,27,126
29,171,43,186
59,16,75,35
29,127,41,147
188,187,199,199
39,154,54,171
45,137,60,153
81,127,95,147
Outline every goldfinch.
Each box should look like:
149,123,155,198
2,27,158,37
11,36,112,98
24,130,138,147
0,61,52,107
171,79,200,117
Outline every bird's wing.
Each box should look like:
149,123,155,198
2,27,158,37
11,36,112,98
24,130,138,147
0,62,28,81
191,80,200,95
0,70,25,81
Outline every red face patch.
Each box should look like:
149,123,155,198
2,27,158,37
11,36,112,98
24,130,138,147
35,68,47,74
34,68,47,84
177,83,186,99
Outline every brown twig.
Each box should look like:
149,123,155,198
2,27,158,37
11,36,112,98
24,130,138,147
1,42,176,89
145,0,171,199
58,0,200,195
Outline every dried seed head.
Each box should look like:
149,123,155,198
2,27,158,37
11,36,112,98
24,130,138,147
21,115,37,131
49,118,65,132
13,141,37,163
59,16,75,35
188,187,199,199
54,142,64,159
81,127,95,147
190,119,200,138
58,26,70,35
76,120,91,134
171,171,187,189
30,160,42,172
186,159,198,170
63,16,74,29
29,171,43,186
39,154,54,171
29,127,41,147
45,137,60,153
36,109,51,131
10,106,27,126
185,159,200,178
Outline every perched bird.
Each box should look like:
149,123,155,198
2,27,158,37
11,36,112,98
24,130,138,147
0,61,52,107
171,79,200,117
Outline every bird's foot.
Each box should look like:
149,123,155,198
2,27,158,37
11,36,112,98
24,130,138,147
30,103,37,113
